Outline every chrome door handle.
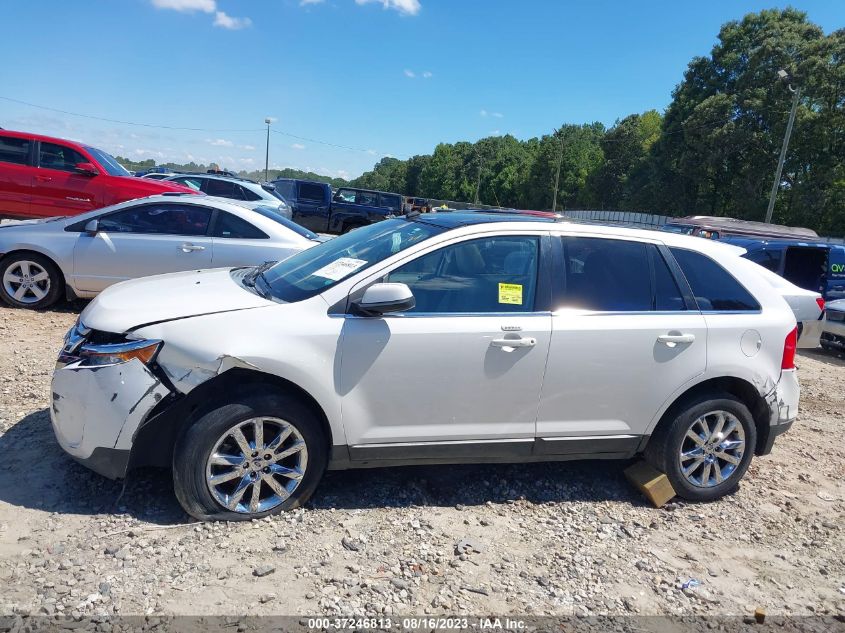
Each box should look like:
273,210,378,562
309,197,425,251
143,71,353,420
657,333,695,345
179,243,205,252
491,337,537,350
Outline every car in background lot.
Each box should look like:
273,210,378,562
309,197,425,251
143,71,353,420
0,130,197,219
662,215,819,240
0,194,318,309
50,214,800,520
271,179,402,233
161,174,291,218
725,237,845,302
820,299,845,353
750,264,825,348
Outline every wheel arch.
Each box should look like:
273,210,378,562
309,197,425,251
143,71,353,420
645,376,771,456
131,367,335,472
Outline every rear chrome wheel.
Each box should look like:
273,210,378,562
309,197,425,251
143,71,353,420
645,393,756,502
678,410,746,488
206,417,308,514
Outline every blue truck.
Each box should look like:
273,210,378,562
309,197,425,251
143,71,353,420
271,179,403,234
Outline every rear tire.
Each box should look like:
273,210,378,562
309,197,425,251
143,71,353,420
0,252,63,309
172,387,327,521
645,393,756,502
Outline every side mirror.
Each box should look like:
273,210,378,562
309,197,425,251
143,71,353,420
84,219,99,236
352,283,415,316
75,162,98,176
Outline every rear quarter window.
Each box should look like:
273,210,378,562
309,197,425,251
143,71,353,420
670,248,760,312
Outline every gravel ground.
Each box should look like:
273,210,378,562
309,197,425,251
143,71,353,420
0,304,843,623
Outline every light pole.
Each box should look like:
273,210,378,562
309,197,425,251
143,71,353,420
551,128,563,212
764,70,801,224
264,117,272,182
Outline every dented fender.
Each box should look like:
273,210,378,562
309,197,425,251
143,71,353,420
156,351,261,394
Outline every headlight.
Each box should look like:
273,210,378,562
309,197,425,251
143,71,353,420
78,339,162,367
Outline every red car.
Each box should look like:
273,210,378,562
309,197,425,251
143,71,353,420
0,130,197,219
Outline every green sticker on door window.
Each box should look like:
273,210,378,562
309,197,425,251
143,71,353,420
498,283,523,305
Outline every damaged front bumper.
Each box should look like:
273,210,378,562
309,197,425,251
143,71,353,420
50,358,172,479
758,368,799,455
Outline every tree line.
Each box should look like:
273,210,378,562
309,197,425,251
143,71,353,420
351,9,844,236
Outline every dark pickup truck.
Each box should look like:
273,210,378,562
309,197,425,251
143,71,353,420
271,179,403,233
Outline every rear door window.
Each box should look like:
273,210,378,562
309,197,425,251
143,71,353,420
0,135,31,165
212,212,268,239
171,176,204,191
205,179,243,199
357,191,379,206
559,237,685,311
238,185,262,202
670,248,760,311
38,142,87,172
379,193,402,212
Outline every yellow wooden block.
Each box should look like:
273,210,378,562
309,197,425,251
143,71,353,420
624,461,676,508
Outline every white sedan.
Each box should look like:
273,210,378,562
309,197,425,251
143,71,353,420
0,194,319,309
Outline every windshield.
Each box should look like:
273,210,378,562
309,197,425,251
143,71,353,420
259,218,445,302
253,206,319,240
84,146,131,176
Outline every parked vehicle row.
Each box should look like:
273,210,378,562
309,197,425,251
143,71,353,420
50,213,801,520
160,173,291,219
0,194,318,309
0,130,197,219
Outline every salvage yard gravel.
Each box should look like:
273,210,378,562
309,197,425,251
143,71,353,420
0,305,842,623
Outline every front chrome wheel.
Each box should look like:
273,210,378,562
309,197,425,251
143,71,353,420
205,417,308,514
2,259,51,304
679,410,746,488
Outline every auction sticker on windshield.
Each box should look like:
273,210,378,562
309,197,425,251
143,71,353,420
312,257,368,281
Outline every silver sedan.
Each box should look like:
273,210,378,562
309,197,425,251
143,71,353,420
0,194,319,309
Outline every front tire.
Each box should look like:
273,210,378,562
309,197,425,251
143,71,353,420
0,252,63,309
645,393,756,502
172,388,327,521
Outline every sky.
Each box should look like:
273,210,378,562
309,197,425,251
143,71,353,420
2,0,843,180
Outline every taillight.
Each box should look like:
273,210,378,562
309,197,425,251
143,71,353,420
782,327,797,370
816,297,825,312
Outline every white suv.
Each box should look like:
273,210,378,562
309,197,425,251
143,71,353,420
51,213,800,520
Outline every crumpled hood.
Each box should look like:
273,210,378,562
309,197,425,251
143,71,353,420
80,268,274,333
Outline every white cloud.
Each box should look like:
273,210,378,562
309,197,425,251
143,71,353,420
151,0,251,29
151,0,215,12
355,0,421,16
207,138,233,147
422,71,433,79
213,11,251,29
480,109,503,118
490,130,501,136
291,143,306,150
239,144,256,150
403,69,416,78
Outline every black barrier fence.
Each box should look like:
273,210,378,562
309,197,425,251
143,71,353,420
0,615,841,633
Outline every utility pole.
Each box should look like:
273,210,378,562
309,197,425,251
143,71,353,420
264,117,272,182
765,71,801,224
551,128,563,212
474,148,484,205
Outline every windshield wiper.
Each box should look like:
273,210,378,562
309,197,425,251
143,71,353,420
243,260,277,297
